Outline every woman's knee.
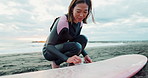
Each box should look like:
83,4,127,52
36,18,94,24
80,35,88,42
74,35,88,43
72,42,82,54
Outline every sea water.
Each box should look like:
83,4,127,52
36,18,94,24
0,40,43,54
0,40,125,54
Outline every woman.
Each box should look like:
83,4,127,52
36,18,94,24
43,0,94,68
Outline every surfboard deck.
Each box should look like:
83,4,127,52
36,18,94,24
0,54,147,78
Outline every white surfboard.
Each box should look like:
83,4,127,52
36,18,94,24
0,54,147,78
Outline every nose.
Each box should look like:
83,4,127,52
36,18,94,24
79,13,83,17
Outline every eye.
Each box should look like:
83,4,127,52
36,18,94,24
84,11,88,14
77,11,81,13
84,11,87,13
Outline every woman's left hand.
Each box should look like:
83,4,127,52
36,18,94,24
84,55,92,63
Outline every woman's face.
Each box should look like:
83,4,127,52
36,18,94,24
73,3,88,23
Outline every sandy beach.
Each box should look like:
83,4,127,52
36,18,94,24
0,41,147,78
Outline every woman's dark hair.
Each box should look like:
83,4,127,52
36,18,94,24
67,0,95,24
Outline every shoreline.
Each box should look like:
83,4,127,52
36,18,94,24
0,42,127,55
0,43,147,77
1,40,147,55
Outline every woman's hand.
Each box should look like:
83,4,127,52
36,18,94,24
84,55,92,63
66,55,82,64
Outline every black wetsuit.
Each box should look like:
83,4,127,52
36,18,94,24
42,15,88,65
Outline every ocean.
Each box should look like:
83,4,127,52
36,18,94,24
0,40,126,54
0,40,43,54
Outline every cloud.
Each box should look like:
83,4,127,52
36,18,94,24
0,0,148,41
82,11,148,41
93,0,148,23
92,0,121,8
28,0,69,23
0,23,19,32
0,2,19,15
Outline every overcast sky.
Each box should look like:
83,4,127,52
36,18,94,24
0,0,148,41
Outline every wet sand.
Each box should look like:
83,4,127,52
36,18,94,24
0,42,147,78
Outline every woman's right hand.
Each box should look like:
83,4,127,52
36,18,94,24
66,55,82,64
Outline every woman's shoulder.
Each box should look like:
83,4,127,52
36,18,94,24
57,15,69,34
59,15,68,22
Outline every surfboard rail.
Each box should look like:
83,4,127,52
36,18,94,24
0,54,147,78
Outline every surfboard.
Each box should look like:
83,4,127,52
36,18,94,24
0,54,147,78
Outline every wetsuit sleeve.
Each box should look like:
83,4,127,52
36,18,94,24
81,50,88,57
79,23,88,57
